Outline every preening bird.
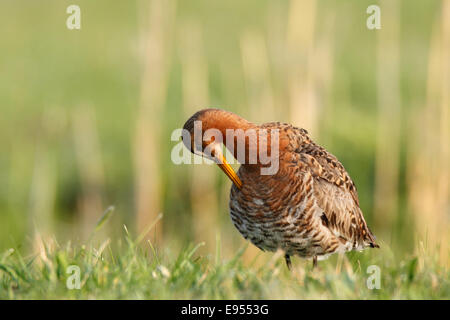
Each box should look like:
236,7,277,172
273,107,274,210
182,108,378,269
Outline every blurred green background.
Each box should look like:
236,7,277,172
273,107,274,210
0,0,448,266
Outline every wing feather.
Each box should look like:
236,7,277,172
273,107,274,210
299,145,378,248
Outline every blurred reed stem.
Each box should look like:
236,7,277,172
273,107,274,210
134,0,175,244
286,0,319,136
240,29,275,123
29,144,56,242
180,19,219,252
72,106,105,239
438,0,450,265
373,0,401,234
29,108,65,250
409,0,450,266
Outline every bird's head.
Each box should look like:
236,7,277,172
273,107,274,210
182,109,243,189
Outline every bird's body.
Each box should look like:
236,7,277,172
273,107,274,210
230,122,377,263
183,109,378,268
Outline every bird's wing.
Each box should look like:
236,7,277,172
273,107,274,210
299,151,377,248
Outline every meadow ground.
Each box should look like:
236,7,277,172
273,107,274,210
1,223,448,299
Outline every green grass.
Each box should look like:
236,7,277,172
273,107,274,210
1,232,448,299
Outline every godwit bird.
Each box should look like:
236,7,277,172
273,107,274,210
182,108,378,269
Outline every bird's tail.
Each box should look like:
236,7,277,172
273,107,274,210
365,226,379,248
356,208,379,248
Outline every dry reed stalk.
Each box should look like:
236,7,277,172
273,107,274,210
72,106,105,239
29,108,64,250
409,1,450,266
311,10,335,147
180,20,220,252
286,0,319,136
240,30,275,123
373,0,401,232
29,144,56,241
438,0,450,265
134,0,175,244
266,0,286,110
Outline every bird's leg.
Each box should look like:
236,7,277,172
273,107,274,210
312,256,318,269
284,254,292,271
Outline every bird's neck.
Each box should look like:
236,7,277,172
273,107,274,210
198,109,288,171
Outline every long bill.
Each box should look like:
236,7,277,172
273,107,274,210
214,149,243,190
